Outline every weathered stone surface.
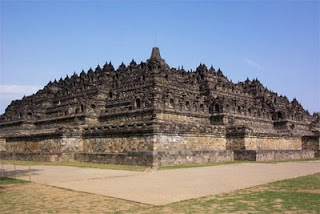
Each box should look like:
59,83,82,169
74,151,154,166
245,137,302,150
154,150,234,166
256,150,316,161
0,151,70,162
233,150,256,161
234,150,317,161
0,47,319,165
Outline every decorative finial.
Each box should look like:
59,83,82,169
147,47,169,69
150,47,162,61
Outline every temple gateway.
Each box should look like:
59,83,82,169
0,47,319,166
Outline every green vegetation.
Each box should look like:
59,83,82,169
0,177,29,184
158,160,248,170
0,160,147,171
272,172,320,190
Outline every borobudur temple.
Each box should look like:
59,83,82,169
0,47,319,166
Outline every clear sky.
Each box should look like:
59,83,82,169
0,0,319,114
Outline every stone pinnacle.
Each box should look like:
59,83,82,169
150,47,162,61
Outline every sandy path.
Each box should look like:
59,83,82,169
2,161,320,205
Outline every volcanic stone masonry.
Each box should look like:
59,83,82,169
0,47,319,166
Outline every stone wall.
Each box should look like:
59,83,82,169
301,136,320,151
233,117,274,130
226,136,246,150
256,150,316,161
0,136,79,162
244,136,302,150
154,150,234,166
233,150,317,161
75,151,153,166
153,134,227,151
81,135,153,153
227,134,319,152
152,134,232,166
0,151,70,161
1,132,319,166
76,135,154,165
157,112,209,124
0,138,5,151
78,134,231,166
233,150,256,161
4,137,63,153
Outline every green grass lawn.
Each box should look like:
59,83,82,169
0,177,30,185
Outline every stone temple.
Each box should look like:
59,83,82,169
0,47,319,166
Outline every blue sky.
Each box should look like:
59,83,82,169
0,0,319,114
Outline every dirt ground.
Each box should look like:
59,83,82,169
1,173,319,214
0,182,148,214
2,160,320,205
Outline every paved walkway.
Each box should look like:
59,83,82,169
2,161,320,205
